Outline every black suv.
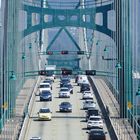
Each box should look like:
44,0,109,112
87,129,106,140
86,108,99,121
80,83,90,92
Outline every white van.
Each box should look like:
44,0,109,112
45,65,56,82
77,75,88,86
39,83,51,93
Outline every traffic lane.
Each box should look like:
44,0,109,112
88,77,112,140
77,80,111,140
24,79,88,140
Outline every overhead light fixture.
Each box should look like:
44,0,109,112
115,62,122,69
10,71,16,80
22,53,26,60
29,43,32,49
104,47,108,52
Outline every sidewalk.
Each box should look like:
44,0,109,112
92,77,137,140
0,78,40,140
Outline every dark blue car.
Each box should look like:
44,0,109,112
60,79,70,87
40,90,52,101
59,102,72,112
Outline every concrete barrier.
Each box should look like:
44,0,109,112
18,77,41,140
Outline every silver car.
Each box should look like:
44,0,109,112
59,87,70,98
83,99,96,109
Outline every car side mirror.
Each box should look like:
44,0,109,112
86,131,89,134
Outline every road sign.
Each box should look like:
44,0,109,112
85,70,96,75
127,101,133,109
2,102,8,110
77,51,84,55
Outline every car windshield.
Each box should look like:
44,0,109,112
40,108,50,113
60,88,69,91
40,85,50,88
85,91,91,94
85,101,93,104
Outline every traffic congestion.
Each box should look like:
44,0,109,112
28,74,109,140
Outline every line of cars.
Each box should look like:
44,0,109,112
30,77,55,140
76,75,107,140
37,78,54,121
58,75,73,112
37,75,73,122
30,75,73,140
30,74,107,140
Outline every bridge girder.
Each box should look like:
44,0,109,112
22,3,115,40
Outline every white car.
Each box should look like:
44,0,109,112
39,83,51,93
82,91,93,99
83,99,96,109
77,75,88,86
87,115,103,129
43,80,52,89
46,74,55,82
59,87,70,98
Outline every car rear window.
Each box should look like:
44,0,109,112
41,91,51,95
90,130,105,137
85,101,93,103
61,102,70,105
89,118,101,121
40,85,50,88
40,108,50,113
60,88,69,91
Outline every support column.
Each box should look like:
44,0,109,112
115,0,125,118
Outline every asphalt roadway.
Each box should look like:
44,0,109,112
23,78,111,140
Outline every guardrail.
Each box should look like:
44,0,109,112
18,77,41,140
